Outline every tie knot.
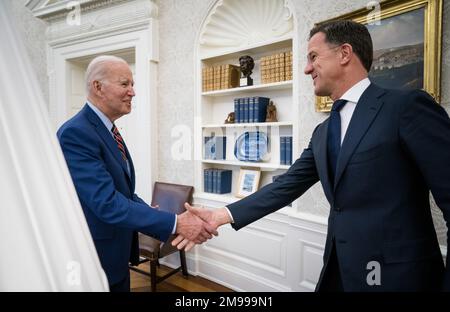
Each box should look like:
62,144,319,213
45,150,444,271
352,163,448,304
111,124,118,134
331,99,347,112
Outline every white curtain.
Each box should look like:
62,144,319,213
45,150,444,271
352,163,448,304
0,1,108,291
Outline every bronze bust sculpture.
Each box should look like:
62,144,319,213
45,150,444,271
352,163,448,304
239,55,254,86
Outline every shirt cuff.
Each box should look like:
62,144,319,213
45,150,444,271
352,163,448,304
171,214,177,234
224,207,235,223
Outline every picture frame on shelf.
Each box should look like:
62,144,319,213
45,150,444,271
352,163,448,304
236,168,261,198
314,0,442,112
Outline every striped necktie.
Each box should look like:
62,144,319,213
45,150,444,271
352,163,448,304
111,124,128,161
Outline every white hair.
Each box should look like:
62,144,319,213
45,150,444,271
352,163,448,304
85,55,128,94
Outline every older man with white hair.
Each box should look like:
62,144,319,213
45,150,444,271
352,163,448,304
57,55,216,292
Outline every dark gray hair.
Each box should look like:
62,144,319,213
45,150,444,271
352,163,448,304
309,20,373,72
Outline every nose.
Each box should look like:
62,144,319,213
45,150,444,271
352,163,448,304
304,62,313,75
128,86,135,97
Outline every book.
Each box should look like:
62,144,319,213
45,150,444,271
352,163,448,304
204,136,226,160
286,136,292,165
234,98,240,124
243,97,249,123
204,168,214,193
280,136,287,165
212,169,218,193
204,136,212,159
248,97,255,123
239,98,244,123
221,64,240,89
216,169,232,194
253,96,270,122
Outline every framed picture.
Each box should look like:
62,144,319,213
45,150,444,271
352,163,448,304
236,168,261,198
315,0,443,112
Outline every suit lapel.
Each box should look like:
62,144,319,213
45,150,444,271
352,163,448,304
334,84,386,190
123,143,136,191
315,121,334,200
83,105,133,183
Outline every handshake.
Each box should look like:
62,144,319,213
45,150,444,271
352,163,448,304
173,203,232,251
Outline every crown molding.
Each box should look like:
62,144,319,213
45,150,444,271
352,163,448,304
27,0,158,44
27,0,156,22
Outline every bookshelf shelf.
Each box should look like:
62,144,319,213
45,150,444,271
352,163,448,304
202,121,293,128
193,192,240,205
200,37,293,62
202,80,293,97
202,159,290,170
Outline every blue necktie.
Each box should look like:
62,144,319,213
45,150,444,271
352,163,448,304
327,99,347,184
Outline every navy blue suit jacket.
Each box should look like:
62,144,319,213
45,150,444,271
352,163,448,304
57,104,175,285
228,84,450,291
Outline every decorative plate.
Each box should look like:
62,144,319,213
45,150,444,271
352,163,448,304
234,131,268,162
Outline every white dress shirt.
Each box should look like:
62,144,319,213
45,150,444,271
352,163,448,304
337,78,371,145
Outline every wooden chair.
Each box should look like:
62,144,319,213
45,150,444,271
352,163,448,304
129,182,193,291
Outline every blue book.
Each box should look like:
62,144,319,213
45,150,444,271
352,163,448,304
243,97,249,123
205,169,213,193
204,136,212,159
214,136,227,160
217,169,232,194
280,136,287,165
212,169,218,193
286,136,292,165
209,169,214,193
239,98,244,123
205,136,226,160
253,97,270,122
249,97,255,123
204,169,208,192
234,98,240,124
215,169,221,194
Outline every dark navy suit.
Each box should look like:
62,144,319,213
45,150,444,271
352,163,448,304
58,104,175,286
227,84,450,291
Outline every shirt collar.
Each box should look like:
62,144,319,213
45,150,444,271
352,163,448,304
339,78,371,104
86,101,114,134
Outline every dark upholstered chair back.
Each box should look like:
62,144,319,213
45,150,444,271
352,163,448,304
151,182,193,215
130,182,193,291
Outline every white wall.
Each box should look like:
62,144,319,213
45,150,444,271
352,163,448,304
8,0,49,106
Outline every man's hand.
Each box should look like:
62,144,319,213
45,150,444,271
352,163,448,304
172,203,232,250
175,208,218,246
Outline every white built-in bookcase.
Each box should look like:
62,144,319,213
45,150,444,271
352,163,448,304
194,0,298,208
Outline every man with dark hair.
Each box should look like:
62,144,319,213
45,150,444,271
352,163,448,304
177,20,450,292
309,20,373,73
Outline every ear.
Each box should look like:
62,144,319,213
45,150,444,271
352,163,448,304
92,80,102,95
340,43,353,65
